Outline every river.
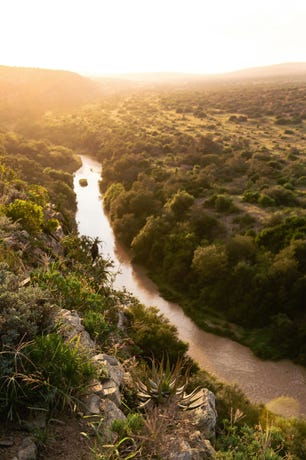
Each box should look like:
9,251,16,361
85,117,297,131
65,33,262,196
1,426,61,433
73,155,306,418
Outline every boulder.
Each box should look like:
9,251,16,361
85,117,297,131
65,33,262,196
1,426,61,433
93,354,125,387
57,309,95,351
100,379,122,406
83,394,101,415
191,389,217,439
169,437,216,460
99,399,126,441
17,437,37,460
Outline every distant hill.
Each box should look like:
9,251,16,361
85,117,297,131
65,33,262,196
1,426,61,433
0,65,99,121
92,63,306,88
221,62,306,80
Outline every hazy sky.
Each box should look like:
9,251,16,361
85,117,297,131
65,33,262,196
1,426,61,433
1,0,305,75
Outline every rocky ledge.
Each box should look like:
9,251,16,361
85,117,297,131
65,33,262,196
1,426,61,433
1,309,217,460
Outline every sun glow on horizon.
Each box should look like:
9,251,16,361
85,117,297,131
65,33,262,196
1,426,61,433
1,0,306,76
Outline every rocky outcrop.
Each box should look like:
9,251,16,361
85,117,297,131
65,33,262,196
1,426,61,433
192,389,217,439
3,309,218,459
169,437,216,459
56,308,95,351
82,353,126,440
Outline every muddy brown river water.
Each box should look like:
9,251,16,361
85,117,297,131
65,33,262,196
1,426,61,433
74,155,306,418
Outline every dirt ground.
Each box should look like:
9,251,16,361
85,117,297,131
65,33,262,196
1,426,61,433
0,415,95,460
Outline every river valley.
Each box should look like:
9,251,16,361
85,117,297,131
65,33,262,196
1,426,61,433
73,154,306,418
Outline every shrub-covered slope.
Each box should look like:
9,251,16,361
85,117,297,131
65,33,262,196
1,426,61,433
36,78,306,364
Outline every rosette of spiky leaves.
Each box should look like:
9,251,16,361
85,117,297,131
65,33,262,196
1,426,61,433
136,357,186,409
136,357,203,411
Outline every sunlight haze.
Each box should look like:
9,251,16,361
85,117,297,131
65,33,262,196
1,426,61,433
1,0,306,75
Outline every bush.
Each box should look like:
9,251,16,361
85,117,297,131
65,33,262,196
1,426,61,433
0,264,54,348
258,194,276,207
4,199,44,234
82,310,111,344
216,421,284,459
0,334,96,419
126,301,188,363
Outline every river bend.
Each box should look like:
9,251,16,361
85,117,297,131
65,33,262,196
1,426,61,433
74,155,306,418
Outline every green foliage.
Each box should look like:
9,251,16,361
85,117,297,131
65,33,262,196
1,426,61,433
256,217,306,253
103,183,126,211
216,420,284,459
4,199,44,234
0,334,96,420
31,264,108,312
262,186,298,207
26,184,49,206
273,416,306,459
0,264,53,348
53,79,306,364
258,193,276,207
25,333,96,410
166,190,194,218
192,244,228,282
111,413,144,439
57,233,113,287
82,310,111,344
214,194,235,213
126,301,188,362
44,217,60,233
136,357,203,410
226,235,256,265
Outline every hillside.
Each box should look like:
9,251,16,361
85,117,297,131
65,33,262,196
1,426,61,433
222,62,306,80
0,65,99,124
0,127,305,459
35,75,306,365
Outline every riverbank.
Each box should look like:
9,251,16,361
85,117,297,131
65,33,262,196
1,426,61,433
148,272,303,364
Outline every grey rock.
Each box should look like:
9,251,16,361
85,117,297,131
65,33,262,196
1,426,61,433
188,432,216,459
89,378,104,395
192,389,217,439
17,437,37,460
170,440,192,459
170,438,216,460
100,399,126,426
93,354,124,387
57,309,95,351
101,380,121,406
199,440,216,459
83,394,101,415
99,399,126,441
100,354,119,367
0,437,14,447
189,430,203,446
117,310,127,331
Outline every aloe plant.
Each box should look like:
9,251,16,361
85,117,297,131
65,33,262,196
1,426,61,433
136,357,204,410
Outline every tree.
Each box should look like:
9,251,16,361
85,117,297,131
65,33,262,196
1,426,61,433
226,235,256,265
166,190,194,219
192,244,228,282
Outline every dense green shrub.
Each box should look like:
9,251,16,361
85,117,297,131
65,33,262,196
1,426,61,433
82,310,111,344
0,334,96,419
0,264,54,348
126,301,188,363
4,199,44,234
